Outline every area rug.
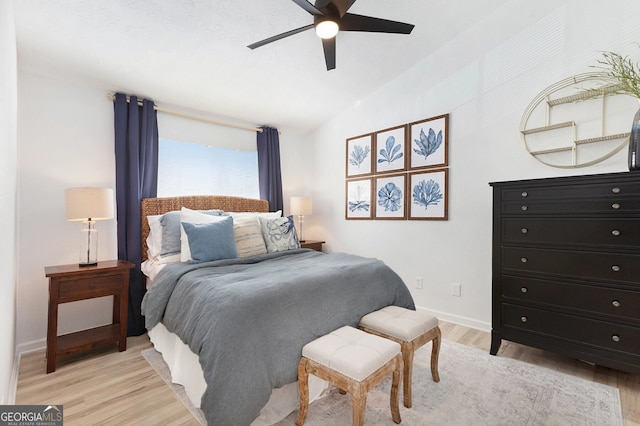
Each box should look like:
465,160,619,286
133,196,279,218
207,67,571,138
142,340,623,426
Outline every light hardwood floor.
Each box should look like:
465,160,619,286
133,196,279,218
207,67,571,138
17,322,640,425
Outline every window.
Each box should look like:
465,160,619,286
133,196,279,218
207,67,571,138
157,138,259,198
156,112,259,198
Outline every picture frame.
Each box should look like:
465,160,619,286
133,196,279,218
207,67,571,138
346,133,374,178
345,178,373,220
408,168,448,220
374,174,407,220
409,114,448,170
374,125,407,175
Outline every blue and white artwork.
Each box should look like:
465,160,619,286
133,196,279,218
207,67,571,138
409,169,447,220
346,179,372,219
375,126,406,174
346,134,373,177
410,114,448,169
375,175,406,219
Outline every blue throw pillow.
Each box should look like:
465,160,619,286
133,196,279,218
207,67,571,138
181,217,238,263
159,209,223,257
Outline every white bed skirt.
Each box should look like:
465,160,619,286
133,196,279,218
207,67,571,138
148,323,328,425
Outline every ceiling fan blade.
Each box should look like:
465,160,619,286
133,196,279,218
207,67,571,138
330,0,357,17
291,0,323,15
248,24,315,49
339,13,414,34
322,37,336,71
313,0,333,8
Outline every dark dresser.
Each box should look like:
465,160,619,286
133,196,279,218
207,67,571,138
489,172,640,374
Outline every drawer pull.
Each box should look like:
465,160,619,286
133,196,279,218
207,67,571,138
611,187,621,194
611,265,621,272
521,191,528,197
611,203,620,209
521,205,528,211
520,316,528,323
520,287,528,293
521,228,528,234
611,229,621,236
612,300,621,308
520,257,528,263
612,335,620,342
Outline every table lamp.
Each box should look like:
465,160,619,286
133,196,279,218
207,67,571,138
290,196,312,242
65,187,114,266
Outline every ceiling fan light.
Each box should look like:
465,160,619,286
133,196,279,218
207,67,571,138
315,19,339,39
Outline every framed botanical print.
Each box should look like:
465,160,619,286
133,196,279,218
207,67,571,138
346,133,373,178
408,168,448,220
374,174,407,219
375,125,406,175
409,114,448,170
345,178,373,220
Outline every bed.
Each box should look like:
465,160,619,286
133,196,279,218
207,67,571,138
139,195,415,425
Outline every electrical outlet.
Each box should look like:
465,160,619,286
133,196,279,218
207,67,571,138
416,277,423,289
451,283,461,297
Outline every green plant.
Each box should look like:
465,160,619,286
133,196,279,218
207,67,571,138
594,48,640,99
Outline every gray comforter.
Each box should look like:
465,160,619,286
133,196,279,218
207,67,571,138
142,249,415,426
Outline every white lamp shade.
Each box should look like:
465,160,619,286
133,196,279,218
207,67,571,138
290,197,313,216
65,187,114,221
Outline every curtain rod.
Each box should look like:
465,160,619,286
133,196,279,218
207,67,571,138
106,94,263,133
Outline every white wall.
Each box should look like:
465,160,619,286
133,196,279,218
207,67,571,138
308,0,640,329
0,0,18,403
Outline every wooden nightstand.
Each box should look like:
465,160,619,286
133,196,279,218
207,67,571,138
44,259,134,373
300,240,325,252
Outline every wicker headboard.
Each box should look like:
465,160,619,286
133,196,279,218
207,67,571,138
140,195,269,261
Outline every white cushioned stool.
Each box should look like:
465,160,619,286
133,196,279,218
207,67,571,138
359,306,441,408
296,326,403,426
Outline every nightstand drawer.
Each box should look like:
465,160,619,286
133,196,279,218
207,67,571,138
58,274,124,301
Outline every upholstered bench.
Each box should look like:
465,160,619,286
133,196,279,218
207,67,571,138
359,306,441,408
296,326,403,426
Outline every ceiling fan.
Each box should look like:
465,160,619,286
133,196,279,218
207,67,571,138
247,0,415,71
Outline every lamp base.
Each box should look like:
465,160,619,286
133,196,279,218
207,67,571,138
79,261,98,267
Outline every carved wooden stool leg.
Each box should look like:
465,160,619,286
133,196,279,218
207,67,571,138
390,354,403,424
351,384,366,426
296,358,310,426
431,327,441,383
401,342,414,409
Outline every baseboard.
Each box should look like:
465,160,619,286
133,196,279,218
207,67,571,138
415,306,491,332
10,338,46,404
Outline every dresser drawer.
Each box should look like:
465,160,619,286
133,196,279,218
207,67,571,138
501,195,640,215
502,218,640,248
501,180,640,202
58,274,124,301
502,275,640,321
502,247,640,283
503,304,640,355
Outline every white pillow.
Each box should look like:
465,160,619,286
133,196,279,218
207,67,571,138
233,215,267,258
180,207,229,262
146,215,163,260
226,210,282,219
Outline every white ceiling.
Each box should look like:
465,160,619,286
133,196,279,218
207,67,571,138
13,0,508,132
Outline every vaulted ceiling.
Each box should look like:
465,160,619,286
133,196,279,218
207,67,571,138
14,0,508,132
